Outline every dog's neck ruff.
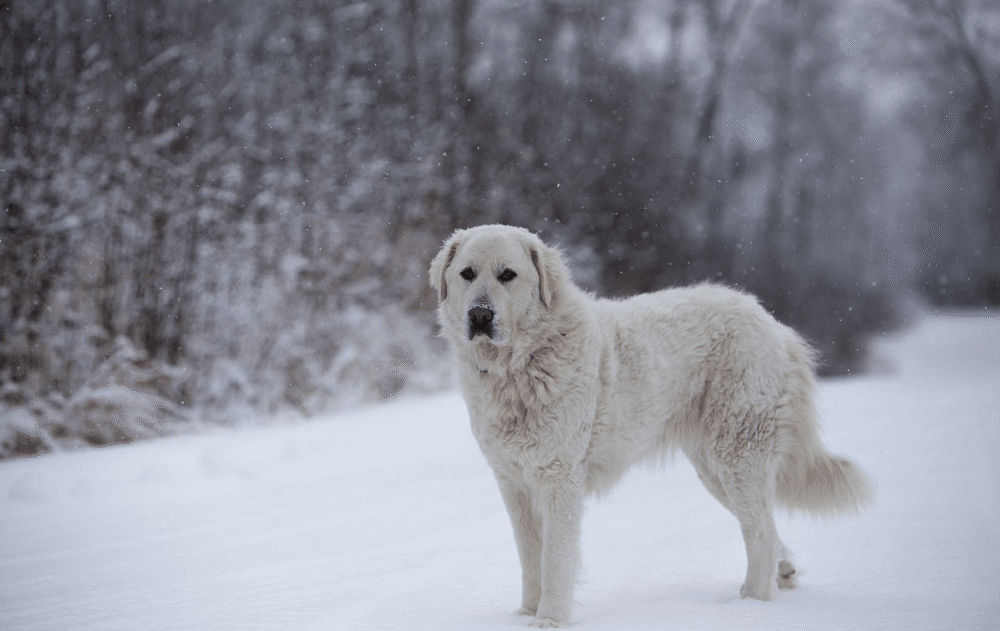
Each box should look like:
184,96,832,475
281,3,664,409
463,341,523,378
463,328,569,384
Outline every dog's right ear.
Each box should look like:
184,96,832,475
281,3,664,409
429,231,464,303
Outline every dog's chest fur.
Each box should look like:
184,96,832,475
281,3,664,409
459,336,597,475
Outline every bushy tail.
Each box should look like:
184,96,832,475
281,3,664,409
777,449,875,516
774,328,875,516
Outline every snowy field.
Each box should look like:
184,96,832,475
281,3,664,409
1,312,997,631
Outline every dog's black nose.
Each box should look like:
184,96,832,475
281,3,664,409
468,306,495,339
469,306,493,327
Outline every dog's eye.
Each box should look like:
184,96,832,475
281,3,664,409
459,267,476,281
498,269,517,283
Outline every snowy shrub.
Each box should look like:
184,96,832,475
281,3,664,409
60,337,188,444
0,402,57,458
0,337,189,459
186,303,452,425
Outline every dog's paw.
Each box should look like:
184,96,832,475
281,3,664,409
740,581,775,601
528,616,562,628
777,560,798,590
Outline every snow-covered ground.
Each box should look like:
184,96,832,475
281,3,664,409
1,312,998,631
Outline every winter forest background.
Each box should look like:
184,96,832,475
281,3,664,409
1,0,998,457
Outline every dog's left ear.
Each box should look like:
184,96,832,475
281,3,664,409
530,241,567,309
429,231,464,302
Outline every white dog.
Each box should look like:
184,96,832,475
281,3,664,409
430,225,874,627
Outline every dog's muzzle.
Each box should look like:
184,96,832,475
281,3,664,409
468,305,495,340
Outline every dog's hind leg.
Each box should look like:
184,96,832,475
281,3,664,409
691,453,797,595
689,454,733,511
777,550,798,590
720,467,783,601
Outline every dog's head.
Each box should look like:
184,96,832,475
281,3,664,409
429,225,567,349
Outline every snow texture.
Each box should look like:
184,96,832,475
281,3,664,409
1,313,997,630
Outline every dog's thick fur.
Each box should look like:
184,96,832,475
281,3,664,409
430,225,874,628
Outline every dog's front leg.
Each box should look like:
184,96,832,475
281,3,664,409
496,475,543,616
531,469,585,628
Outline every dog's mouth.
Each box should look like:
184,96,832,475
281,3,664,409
467,305,495,341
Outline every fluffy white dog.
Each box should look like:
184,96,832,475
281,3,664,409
430,224,874,627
